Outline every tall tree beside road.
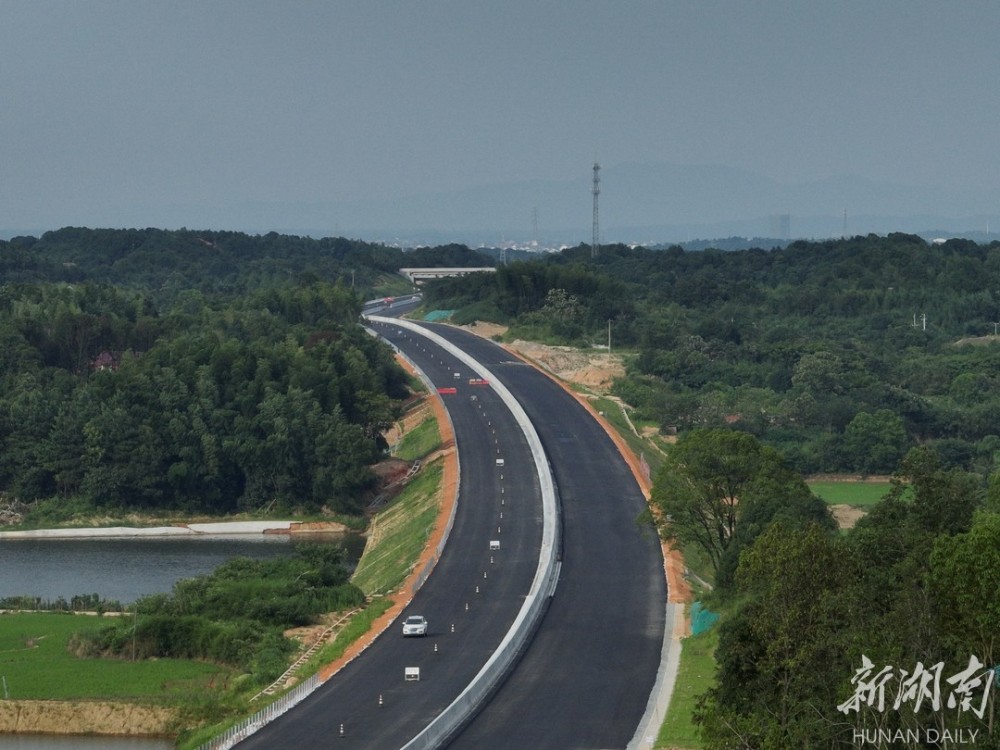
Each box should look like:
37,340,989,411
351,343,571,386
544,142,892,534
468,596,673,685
696,522,855,749
650,429,832,581
697,447,995,749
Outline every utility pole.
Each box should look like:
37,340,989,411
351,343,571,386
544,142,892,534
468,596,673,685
591,163,600,258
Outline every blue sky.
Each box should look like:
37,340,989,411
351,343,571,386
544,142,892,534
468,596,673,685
3,1,999,238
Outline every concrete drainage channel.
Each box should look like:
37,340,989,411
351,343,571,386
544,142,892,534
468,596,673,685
368,315,560,750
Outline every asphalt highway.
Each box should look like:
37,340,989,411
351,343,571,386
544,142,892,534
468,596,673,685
422,324,668,750
236,312,668,749
236,321,545,749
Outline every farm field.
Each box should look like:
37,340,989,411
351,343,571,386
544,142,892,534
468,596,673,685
0,612,230,701
807,480,892,506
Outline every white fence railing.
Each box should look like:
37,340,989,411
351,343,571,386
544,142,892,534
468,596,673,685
195,674,320,750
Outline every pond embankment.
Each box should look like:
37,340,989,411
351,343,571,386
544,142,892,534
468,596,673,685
0,520,347,540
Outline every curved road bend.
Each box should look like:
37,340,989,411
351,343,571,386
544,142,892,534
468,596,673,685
423,324,668,750
238,324,544,748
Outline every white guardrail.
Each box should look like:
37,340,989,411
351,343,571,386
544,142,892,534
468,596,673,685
370,316,560,750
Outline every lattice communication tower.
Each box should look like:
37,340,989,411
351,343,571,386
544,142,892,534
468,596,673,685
591,163,600,258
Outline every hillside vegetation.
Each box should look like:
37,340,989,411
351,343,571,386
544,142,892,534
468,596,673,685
425,234,1000,477
424,234,1000,747
0,228,491,519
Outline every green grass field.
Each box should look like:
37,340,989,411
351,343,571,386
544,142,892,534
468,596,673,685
807,481,892,506
0,612,230,701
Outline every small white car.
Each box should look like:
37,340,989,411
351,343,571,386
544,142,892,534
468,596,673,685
402,615,428,637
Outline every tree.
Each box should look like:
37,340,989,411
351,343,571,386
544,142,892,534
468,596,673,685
839,445,990,742
891,446,981,536
842,409,910,474
652,430,753,572
716,452,835,590
697,523,856,749
40,405,87,497
929,510,1000,694
650,429,829,577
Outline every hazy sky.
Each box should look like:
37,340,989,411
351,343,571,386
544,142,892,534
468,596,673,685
3,1,999,234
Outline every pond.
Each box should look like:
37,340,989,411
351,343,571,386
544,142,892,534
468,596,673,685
0,530,366,748
0,533,366,605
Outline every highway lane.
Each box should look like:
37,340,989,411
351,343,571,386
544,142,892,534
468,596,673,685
236,323,545,749
421,324,667,750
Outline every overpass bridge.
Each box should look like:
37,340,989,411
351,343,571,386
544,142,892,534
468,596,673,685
398,267,495,284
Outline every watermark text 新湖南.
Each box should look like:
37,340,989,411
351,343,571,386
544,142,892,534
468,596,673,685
838,655,995,744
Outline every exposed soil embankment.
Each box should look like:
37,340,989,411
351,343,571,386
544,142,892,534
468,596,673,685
461,322,625,395
0,700,176,737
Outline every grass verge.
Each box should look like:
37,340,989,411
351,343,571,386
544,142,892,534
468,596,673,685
657,624,717,749
591,395,665,476
393,416,441,462
350,459,444,597
177,598,397,750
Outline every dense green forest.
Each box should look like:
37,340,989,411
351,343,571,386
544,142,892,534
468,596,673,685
423,235,1000,747
10,227,997,506
1,227,490,297
652,429,1000,748
424,234,1000,476
0,227,492,518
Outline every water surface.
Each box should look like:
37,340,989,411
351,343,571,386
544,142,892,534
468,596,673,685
0,534,365,605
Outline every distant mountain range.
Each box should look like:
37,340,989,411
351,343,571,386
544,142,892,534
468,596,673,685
5,162,1000,248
